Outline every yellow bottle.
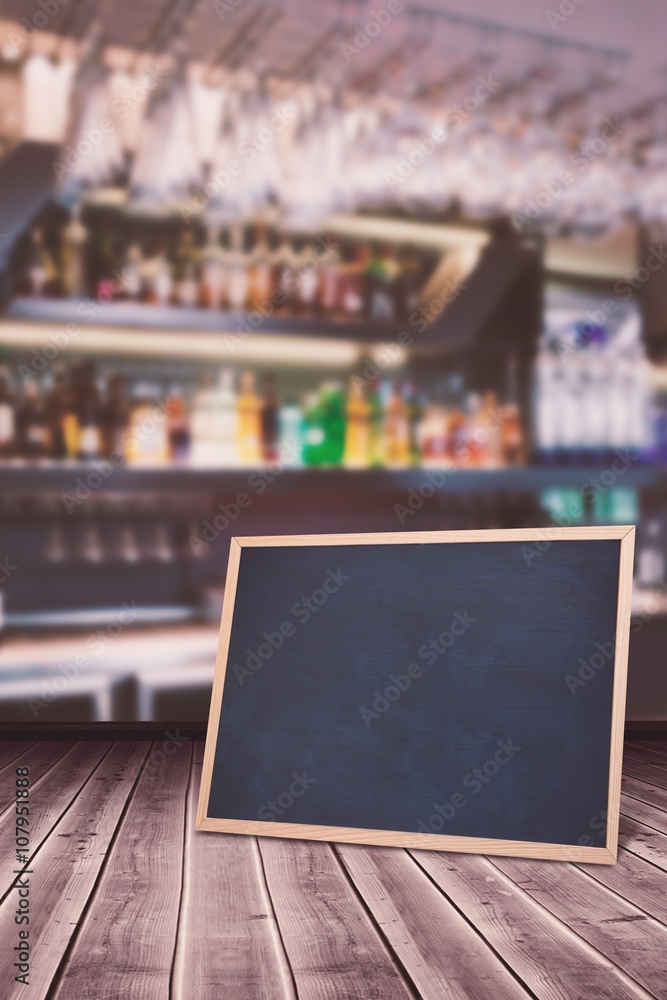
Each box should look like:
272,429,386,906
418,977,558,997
343,378,370,468
237,371,261,465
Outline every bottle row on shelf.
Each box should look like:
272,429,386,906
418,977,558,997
14,207,432,322
0,361,525,470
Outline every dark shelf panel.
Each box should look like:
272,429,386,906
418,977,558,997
4,297,416,345
0,464,660,496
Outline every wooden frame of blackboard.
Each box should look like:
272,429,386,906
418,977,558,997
197,526,635,863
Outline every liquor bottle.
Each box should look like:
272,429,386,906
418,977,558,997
366,243,397,321
477,391,503,468
236,370,261,464
278,398,303,467
46,363,69,460
260,373,279,463
248,224,272,310
637,519,665,588
76,361,102,462
302,391,324,466
120,244,144,301
384,380,410,467
144,242,172,306
100,372,129,460
343,377,370,468
271,234,298,313
225,223,249,312
446,376,468,466
17,381,49,459
500,357,525,467
295,240,320,316
404,381,424,466
318,381,346,465
60,205,88,298
317,241,342,316
394,245,421,322
125,380,168,465
26,226,58,297
166,384,191,464
417,399,449,467
62,361,82,459
200,226,226,309
0,366,15,458
367,377,385,466
173,229,200,307
340,244,368,317
532,336,559,465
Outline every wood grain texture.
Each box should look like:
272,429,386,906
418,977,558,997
52,741,193,1000
199,528,633,863
337,843,530,1000
0,742,147,1000
174,747,296,1000
0,742,106,896
0,741,75,818
259,838,416,1000
411,849,654,1000
624,757,667,791
577,847,667,925
619,815,667,872
0,742,36,771
491,853,667,998
1,739,667,999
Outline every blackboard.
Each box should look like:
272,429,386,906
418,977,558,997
197,527,634,863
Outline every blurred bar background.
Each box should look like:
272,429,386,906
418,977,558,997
0,0,665,723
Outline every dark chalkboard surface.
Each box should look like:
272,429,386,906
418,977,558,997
197,527,634,863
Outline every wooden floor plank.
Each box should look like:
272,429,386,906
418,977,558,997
0,742,36,772
0,742,148,1000
490,854,667,999
624,758,667,791
0,742,75,818
259,838,417,1000
173,748,296,1000
52,741,193,1000
577,849,667,925
0,743,109,897
411,850,653,1000
620,815,667,872
337,844,531,1000
621,794,667,837
624,746,667,771
622,774,667,816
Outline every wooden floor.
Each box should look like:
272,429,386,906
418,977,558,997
2,740,667,999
